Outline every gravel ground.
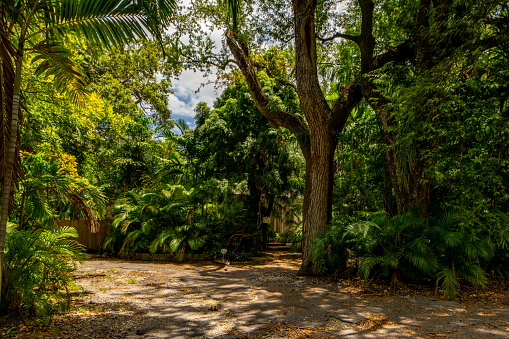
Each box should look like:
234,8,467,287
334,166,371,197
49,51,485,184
1,257,509,338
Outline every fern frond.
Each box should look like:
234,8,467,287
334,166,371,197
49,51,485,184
359,256,383,282
437,267,460,300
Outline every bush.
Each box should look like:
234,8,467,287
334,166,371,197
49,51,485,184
311,228,348,275
350,210,436,288
429,212,494,299
1,226,86,316
341,209,497,299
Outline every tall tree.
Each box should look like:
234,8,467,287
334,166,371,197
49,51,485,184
214,0,508,274
216,0,410,274
0,0,176,304
194,74,304,249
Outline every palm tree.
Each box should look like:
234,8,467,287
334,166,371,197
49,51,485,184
0,0,176,304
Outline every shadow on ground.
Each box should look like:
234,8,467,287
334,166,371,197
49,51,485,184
2,258,508,338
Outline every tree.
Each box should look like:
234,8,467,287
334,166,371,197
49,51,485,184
188,0,408,274
0,0,176,304
205,0,508,273
84,40,177,130
193,74,304,249
355,0,509,216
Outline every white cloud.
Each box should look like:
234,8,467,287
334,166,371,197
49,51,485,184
166,1,228,131
169,70,218,118
168,32,226,130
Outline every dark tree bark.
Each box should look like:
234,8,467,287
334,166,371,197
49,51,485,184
225,0,415,274
226,0,356,275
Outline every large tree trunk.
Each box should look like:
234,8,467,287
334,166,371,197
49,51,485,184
297,131,334,275
225,1,362,275
293,0,336,275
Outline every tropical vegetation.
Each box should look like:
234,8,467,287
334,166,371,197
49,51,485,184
1,0,508,318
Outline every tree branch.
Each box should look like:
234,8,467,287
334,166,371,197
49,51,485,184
185,56,238,70
317,32,360,45
225,29,308,138
372,40,414,70
331,79,363,132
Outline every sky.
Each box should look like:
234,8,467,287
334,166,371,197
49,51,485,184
168,70,218,131
167,1,223,132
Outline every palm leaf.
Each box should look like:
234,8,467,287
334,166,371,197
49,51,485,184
437,267,460,300
187,236,206,251
359,255,383,282
31,42,88,104
44,0,177,47
405,237,437,275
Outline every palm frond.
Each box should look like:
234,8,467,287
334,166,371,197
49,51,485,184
494,209,509,249
31,42,88,105
437,267,460,300
359,255,383,282
44,0,176,48
456,261,487,287
187,236,206,251
405,237,437,275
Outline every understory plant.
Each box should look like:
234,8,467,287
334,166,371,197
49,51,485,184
311,226,348,275
429,213,495,299
352,209,436,288
337,209,497,299
1,225,86,316
279,202,303,251
150,220,208,261
104,185,210,257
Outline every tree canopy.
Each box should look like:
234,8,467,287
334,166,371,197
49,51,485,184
1,0,509,314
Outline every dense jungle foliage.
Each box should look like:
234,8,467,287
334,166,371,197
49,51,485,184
1,0,508,316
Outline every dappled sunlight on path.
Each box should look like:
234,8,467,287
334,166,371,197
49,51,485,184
6,258,507,338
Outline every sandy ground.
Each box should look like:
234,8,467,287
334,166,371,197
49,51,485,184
2,257,509,338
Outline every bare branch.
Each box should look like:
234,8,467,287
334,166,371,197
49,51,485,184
317,32,360,45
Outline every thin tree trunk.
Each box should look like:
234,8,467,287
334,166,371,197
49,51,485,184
0,52,23,304
376,106,430,215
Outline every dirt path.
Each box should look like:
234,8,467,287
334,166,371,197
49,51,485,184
3,258,509,338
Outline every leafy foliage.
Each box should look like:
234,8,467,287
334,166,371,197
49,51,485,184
336,209,498,299
14,151,105,230
1,226,86,316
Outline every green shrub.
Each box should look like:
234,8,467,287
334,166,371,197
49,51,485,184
342,209,497,299
1,226,86,316
311,228,348,275
352,210,436,288
429,212,494,299
150,223,207,261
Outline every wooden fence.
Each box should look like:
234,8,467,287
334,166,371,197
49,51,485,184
56,220,110,252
